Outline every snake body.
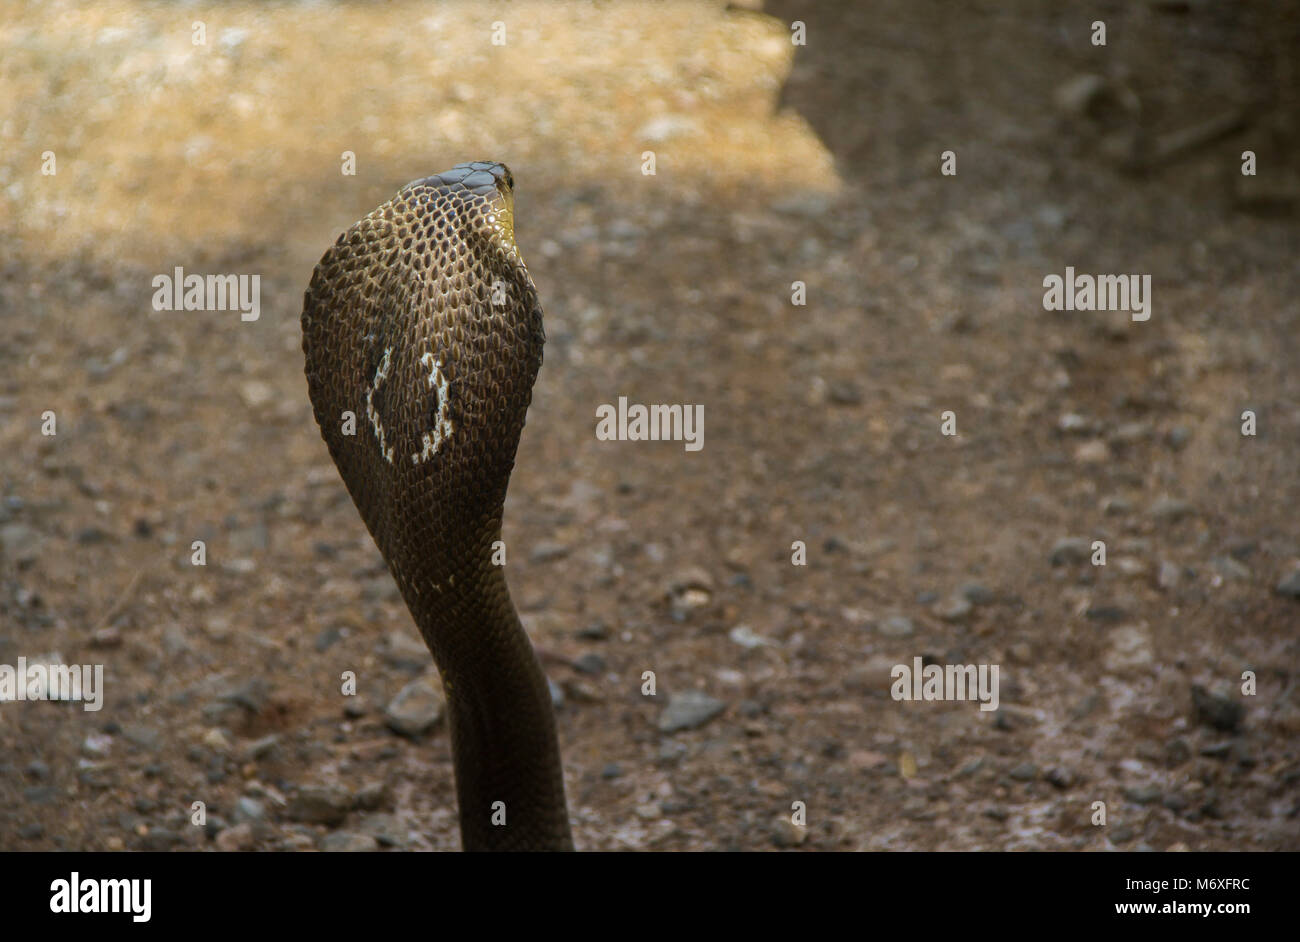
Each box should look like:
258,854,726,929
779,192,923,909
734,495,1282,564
301,161,573,851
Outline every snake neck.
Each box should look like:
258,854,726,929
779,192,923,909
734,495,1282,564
411,565,573,851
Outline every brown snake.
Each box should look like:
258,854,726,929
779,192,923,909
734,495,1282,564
301,161,573,851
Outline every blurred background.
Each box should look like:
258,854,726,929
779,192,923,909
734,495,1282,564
0,0,1296,851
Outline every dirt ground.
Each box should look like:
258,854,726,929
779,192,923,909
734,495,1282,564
1,0,1297,852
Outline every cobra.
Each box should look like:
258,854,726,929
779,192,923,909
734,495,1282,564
301,161,573,851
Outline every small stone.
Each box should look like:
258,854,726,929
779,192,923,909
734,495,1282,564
240,734,280,761
877,614,915,638
1191,684,1243,732
0,523,42,565
529,541,570,563
770,816,808,847
343,697,368,719
1166,425,1191,450
288,785,352,826
383,630,431,671
90,626,123,648
1275,570,1300,599
1124,785,1162,805
573,652,606,674
215,823,254,851
121,724,162,751
358,813,404,847
1054,73,1108,117
728,625,774,648
1058,413,1091,433
1045,766,1075,789
828,381,862,405
239,380,275,409
577,621,609,641
1104,626,1153,671
637,114,697,143
935,595,972,622
1049,538,1091,566
1074,440,1111,463
140,828,181,850
354,781,388,811
1150,497,1193,522
24,786,57,805
203,728,232,752
960,583,996,606
19,823,44,841
1210,555,1251,581
601,762,624,780
320,831,379,852
1102,495,1132,516
1085,604,1126,622
314,626,342,652
658,690,727,733
1157,561,1181,590
1109,824,1136,845
384,679,445,738
82,733,113,758
1008,762,1038,782
233,796,266,823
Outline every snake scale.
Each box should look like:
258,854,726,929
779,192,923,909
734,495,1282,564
301,161,573,851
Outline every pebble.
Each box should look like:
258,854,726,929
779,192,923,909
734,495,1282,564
877,614,915,638
287,785,352,826
770,815,808,847
1074,440,1110,464
82,733,113,757
1045,766,1075,789
728,625,774,648
1150,497,1193,522
960,582,995,605
1124,785,1162,805
140,828,180,850
1104,625,1154,671
354,782,388,811
573,652,606,674
1191,685,1243,732
1008,762,1038,782
935,595,972,622
314,626,342,652
359,813,404,847
320,831,379,852
529,541,570,563
384,679,445,738
1210,555,1250,581
658,690,727,733
383,630,431,671
215,823,255,851
0,522,42,565
1156,560,1181,589
121,724,162,751
1049,537,1091,566
240,734,280,761
234,796,266,822
1275,570,1300,599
